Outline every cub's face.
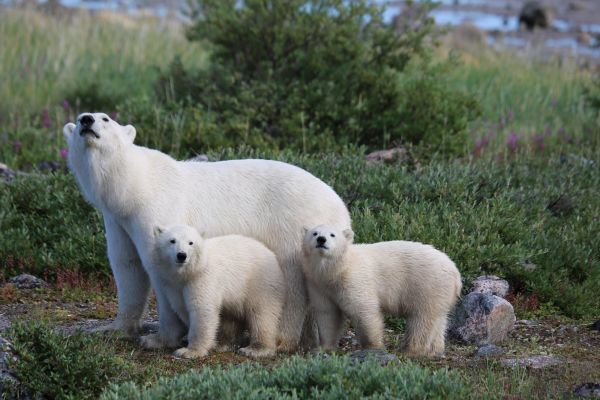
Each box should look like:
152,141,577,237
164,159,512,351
154,225,203,269
303,224,353,259
63,112,136,156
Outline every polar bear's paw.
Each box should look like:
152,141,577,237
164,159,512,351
238,346,276,358
173,347,208,359
91,320,141,338
140,333,165,350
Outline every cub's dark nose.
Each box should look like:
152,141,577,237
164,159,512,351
176,252,187,262
80,115,95,127
316,236,327,245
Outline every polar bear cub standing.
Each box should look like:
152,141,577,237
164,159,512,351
302,225,461,357
142,224,285,359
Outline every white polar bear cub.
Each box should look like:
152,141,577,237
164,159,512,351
302,225,462,357
63,113,350,350
142,224,285,358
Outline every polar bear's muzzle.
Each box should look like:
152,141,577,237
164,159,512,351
80,127,100,138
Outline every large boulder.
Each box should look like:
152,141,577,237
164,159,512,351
519,1,553,31
470,275,510,298
449,292,515,345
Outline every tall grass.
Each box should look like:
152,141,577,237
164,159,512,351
446,48,597,155
0,8,205,121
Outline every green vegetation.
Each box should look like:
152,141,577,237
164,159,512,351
1,2,599,399
101,354,469,399
5,320,131,400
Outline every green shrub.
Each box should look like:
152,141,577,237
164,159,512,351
101,354,470,399
0,173,107,280
154,0,479,153
6,320,130,400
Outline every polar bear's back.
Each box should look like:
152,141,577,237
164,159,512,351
178,159,350,256
350,240,461,316
204,234,285,310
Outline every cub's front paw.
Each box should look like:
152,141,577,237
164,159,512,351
140,333,164,350
173,347,208,359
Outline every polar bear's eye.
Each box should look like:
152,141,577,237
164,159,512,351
170,239,176,244
102,117,109,122
312,232,317,236
330,233,335,237
189,241,193,245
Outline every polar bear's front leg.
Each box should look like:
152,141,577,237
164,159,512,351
307,282,344,350
345,300,385,350
103,215,150,337
174,301,219,359
155,288,187,348
277,256,310,351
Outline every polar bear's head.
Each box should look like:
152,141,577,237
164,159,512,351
302,224,354,259
154,224,204,272
63,112,136,157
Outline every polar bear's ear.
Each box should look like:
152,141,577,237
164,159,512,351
63,123,76,141
154,226,164,237
123,124,136,144
303,226,310,236
342,228,354,242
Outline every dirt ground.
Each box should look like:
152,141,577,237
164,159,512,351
1,286,599,398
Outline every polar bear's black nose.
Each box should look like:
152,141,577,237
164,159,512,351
80,115,95,127
176,252,187,262
317,236,327,245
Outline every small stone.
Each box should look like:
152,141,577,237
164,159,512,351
501,355,562,369
520,260,536,272
349,349,399,366
590,320,600,332
574,383,600,398
36,161,62,173
474,344,505,358
470,275,510,298
189,154,209,162
449,292,515,345
7,274,48,290
365,147,409,165
515,319,539,327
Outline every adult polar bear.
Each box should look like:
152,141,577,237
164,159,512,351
63,112,350,350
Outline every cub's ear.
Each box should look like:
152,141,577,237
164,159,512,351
154,226,164,237
63,123,76,141
342,228,354,242
123,124,136,144
303,226,310,236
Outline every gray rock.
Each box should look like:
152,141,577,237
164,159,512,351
470,275,510,298
501,355,562,369
515,319,539,327
574,383,600,398
474,344,505,358
7,274,48,290
520,260,537,272
189,154,209,162
365,147,409,165
590,320,600,332
349,349,399,366
449,292,515,345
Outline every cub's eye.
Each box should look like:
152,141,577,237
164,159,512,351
170,239,176,244
188,241,193,245
102,117,109,122
330,233,335,237
312,232,317,236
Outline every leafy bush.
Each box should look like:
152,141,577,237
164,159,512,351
154,0,479,153
0,173,107,280
101,354,470,399
6,320,130,400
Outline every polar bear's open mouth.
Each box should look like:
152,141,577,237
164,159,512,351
316,244,329,250
80,127,100,138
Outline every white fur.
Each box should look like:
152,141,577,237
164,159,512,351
140,225,284,359
302,224,462,357
63,113,350,349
